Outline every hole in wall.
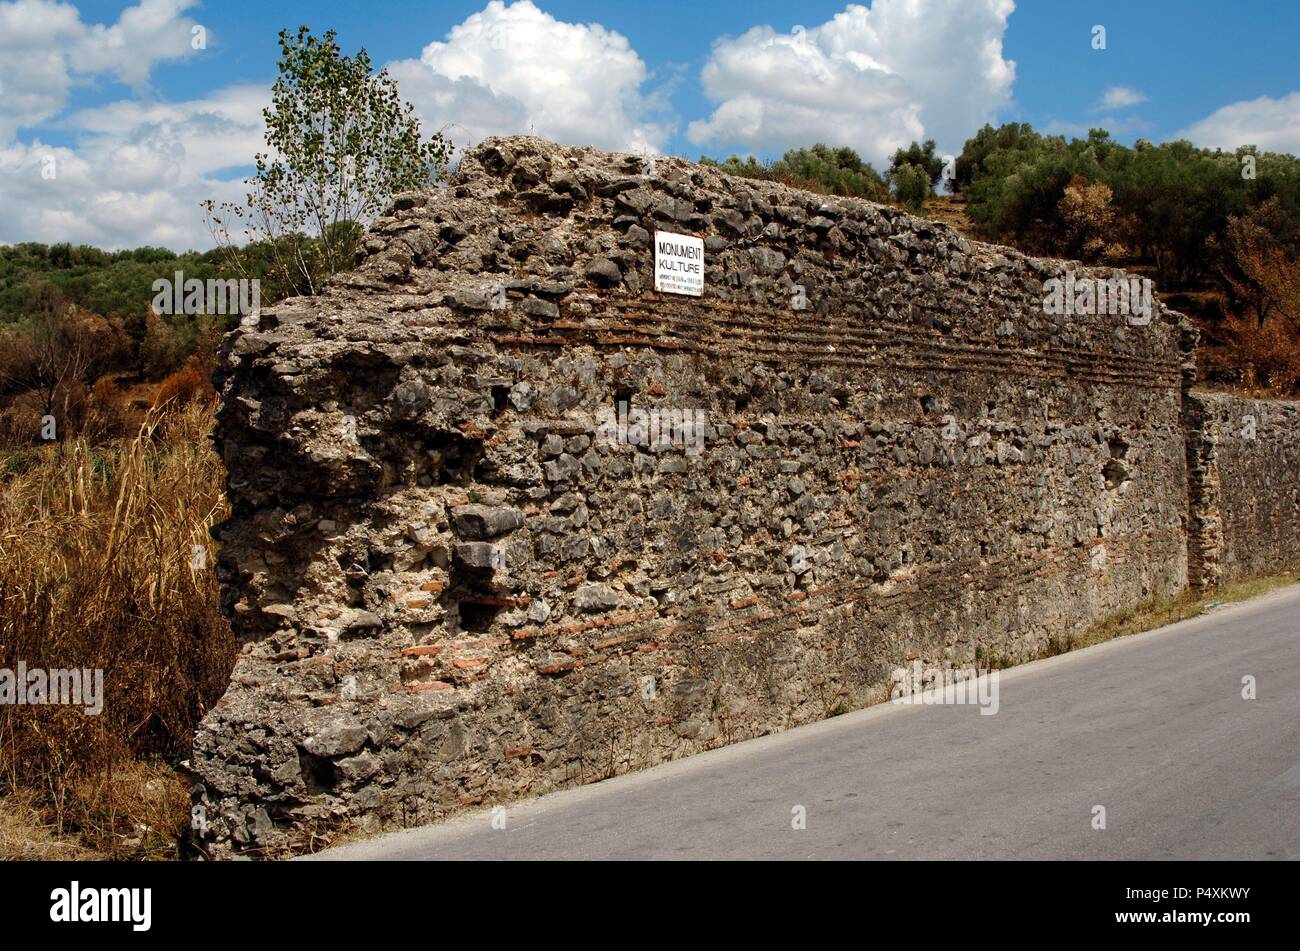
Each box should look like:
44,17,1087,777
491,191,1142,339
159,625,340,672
424,432,486,484
298,750,339,794
491,385,511,415
457,600,503,633
1102,458,1130,490
1103,436,1131,489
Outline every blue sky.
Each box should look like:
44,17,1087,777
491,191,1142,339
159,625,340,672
2,0,1298,250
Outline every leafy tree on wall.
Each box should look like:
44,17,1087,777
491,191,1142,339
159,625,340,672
205,26,452,298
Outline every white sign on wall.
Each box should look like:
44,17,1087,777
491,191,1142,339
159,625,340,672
654,231,704,297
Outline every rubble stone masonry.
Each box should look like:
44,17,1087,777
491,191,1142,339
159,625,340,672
191,136,1293,856
1185,392,1300,586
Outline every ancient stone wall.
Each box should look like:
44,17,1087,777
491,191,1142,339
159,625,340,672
193,136,1202,855
1185,392,1300,585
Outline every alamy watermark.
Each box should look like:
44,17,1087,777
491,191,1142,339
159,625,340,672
50,881,150,931
890,661,1000,715
1043,272,1153,325
151,271,260,317
596,401,707,455
1,662,103,715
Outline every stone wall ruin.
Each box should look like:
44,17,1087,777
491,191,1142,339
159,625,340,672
192,136,1294,856
1185,392,1300,586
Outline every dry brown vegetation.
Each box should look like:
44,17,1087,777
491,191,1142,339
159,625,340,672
924,191,1300,397
1056,175,1132,265
0,398,234,859
1055,572,1300,655
1211,199,1300,393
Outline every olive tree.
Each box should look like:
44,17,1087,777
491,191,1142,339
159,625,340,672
891,163,931,212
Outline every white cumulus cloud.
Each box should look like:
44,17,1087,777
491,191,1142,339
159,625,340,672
0,85,266,250
2,0,675,251
0,0,204,141
687,0,1016,169
1178,91,1300,156
386,0,669,155
1097,86,1147,110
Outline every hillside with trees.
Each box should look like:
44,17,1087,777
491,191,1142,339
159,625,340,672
702,126,1300,395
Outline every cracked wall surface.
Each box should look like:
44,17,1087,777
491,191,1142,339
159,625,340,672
193,135,1219,856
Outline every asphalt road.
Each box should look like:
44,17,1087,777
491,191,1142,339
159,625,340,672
308,584,1300,860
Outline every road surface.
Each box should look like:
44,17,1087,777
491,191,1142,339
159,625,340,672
308,583,1300,860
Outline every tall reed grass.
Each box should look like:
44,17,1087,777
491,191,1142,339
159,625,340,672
0,399,234,856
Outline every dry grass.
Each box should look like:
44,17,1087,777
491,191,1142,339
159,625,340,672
1047,572,1300,657
0,760,189,860
923,194,979,240
0,788,99,860
822,572,1300,727
0,399,234,858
